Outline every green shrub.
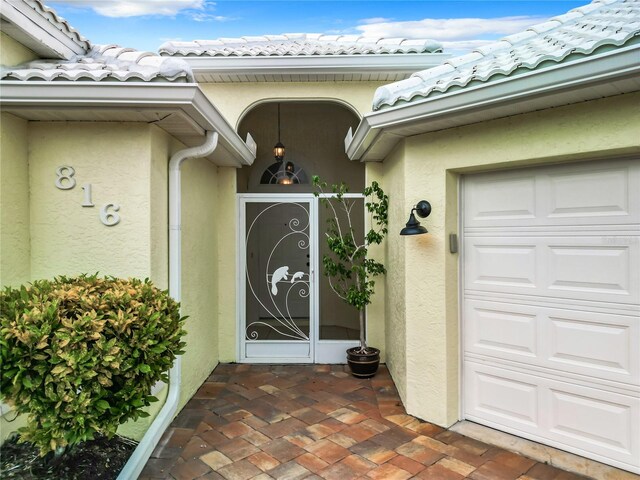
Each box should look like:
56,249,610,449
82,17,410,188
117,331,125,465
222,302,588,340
0,274,186,455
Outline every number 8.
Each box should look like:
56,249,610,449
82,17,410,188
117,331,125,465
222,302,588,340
55,166,76,190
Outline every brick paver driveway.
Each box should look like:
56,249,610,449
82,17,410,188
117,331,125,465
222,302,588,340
140,364,588,479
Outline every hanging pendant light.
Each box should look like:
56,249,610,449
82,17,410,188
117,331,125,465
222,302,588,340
273,103,285,162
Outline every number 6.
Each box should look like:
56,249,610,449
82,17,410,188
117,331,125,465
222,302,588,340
100,204,120,226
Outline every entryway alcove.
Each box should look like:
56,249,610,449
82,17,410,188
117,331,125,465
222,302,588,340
236,101,366,363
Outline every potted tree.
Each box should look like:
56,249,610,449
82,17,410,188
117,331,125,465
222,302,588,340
313,176,388,378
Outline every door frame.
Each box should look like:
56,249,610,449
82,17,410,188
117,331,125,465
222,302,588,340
237,193,363,363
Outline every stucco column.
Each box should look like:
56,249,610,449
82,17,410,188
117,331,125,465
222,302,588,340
402,145,460,428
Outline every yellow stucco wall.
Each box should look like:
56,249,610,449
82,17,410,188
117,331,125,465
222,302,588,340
384,92,640,427
149,127,174,291
364,162,387,364
0,113,31,288
0,31,38,66
374,144,409,400
178,157,220,404
217,167,238,362
0,113,31,442
200,81,385,129
29,123,152,279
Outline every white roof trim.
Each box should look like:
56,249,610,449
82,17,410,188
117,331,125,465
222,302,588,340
177,53,449,81
0,82,255,166
347,44,640,161
0,0,89,59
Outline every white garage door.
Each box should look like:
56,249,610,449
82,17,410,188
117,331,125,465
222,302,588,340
462,158,640,474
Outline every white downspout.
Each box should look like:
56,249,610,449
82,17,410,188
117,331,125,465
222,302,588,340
117,130,219,480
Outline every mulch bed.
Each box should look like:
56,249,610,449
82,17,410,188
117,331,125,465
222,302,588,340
0,434,137,480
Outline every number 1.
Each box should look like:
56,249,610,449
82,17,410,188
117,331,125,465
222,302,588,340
82,184,95,207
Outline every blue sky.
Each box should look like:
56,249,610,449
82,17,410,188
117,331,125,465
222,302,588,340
48,1,587,54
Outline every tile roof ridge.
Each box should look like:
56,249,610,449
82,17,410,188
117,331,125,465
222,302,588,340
89,44,195,81
158,34,443,55
1,43,194,83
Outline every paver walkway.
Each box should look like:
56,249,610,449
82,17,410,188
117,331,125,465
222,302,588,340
140,364,588,480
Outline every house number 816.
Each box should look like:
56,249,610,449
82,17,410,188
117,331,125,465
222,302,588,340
55,165,121,226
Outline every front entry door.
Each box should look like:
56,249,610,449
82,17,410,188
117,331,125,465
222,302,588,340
240,196,315,362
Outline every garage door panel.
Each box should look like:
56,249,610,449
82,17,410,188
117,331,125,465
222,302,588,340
465,364,539,429
465,236,639,305
549,388,634,455
464,159,640,229
548,166,632,219
465,240,537,290
465,363,640,469
548,314,636,380
464,303,537,358
463,159,640,474
465,300,638,385
548,244,633,298
465,175,537,223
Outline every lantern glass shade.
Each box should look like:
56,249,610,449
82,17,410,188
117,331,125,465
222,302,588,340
273,142,285,161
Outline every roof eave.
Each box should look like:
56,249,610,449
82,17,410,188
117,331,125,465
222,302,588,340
0,82,256,167
180,53,449,76
0,1,88,59
347,44,640,161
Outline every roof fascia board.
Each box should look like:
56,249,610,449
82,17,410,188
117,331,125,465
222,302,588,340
0,82,255,166
190,87,255,165
0,1,86,59
347,44,640,161
183,53,449,75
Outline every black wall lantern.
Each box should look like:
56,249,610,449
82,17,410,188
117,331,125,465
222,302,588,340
400,200,431,235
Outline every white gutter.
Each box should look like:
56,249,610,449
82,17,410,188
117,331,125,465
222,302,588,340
0,82,255,167
346,43,640,161
117,130,219,480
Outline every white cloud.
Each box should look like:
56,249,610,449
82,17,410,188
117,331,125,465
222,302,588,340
49,0,206,18
356,15,547,42
359,17,393,25
191,13,233,22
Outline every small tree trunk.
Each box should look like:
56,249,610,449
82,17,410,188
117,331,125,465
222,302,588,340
359,308,366,351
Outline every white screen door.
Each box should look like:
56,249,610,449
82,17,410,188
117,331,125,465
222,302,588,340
238,193,363,363
239,195,316,362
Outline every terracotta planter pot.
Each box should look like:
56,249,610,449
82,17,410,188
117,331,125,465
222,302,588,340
346,347,380,378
